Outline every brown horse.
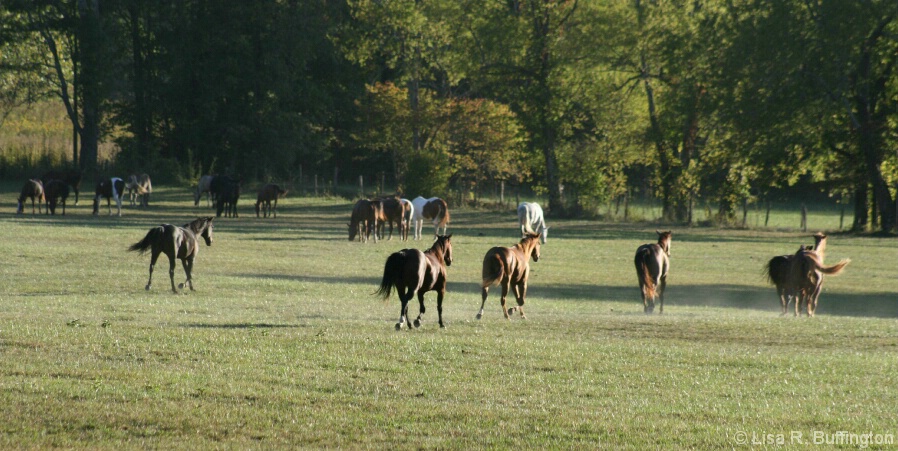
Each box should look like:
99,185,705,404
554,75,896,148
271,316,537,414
376,197,407,241
215,178,241,218
348,199,378,242
786,237,850,317
255,184,288,218
764,233,826,315
128,217,215,293
411,196,450,239
375,235,453,329
634,231,671,314
44,179,70,215
41,170,82,205
16,179,44,215
126,173,153,207
477,232,542,320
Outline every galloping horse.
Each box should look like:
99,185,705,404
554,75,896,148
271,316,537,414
411,196,450,239
634,231,671,314
764,233,826,315
16,179,44,215
376,197,407,241
126,173,153,207
348,199,377,242
477,233,542,320
400,198,414,241
44,179,70,215
128,217,215,293
41,170,82,205
92,177,125,216
375,235,453,329
194,175,215,207
255,184,287,218
786,236,850,317
517,202,549,243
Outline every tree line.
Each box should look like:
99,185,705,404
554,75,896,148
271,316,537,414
0,0,895,231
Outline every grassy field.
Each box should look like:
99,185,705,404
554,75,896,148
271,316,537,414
1,185,896,449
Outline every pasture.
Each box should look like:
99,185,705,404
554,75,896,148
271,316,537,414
1,186,896,449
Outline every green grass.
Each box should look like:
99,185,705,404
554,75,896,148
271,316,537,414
1,186,896,449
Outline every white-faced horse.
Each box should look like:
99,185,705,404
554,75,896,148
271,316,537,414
517,202,549,244
411,196,450,240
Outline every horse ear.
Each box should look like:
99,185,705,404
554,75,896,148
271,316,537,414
206,216,214,221
447,234,452,239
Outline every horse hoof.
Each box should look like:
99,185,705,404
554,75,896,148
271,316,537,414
413,319,421,328
395,323,402,331
178,283,184,290
476,313,482,320
145,285,150,291
439,323,446,328
507,308,516,316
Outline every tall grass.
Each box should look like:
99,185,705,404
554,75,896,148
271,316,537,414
0,187,895,448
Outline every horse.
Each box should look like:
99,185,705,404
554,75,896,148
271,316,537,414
194,175,215,207
411,196,450,239
477,232,542,320
92,177,126,216
400,198,414,241
348,199,378,242
41,170,82,205
517,202,549,243
255,184,287,218
43,179,70,215
786,236,850,317
764,233,826,315
634,230,671,314
128,217,215,293
16,179,44,215
376,197,407,240
375,235,453,330
215,178,240,218
126,173,153,207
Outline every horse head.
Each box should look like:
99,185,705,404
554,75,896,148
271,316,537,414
656,230,672,255
200,217,214,246
434,234,453,266
523,232,541,262
538,225,549,244
348,222,357,241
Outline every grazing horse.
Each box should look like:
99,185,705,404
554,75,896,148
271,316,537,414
634,231,671,314
786,236,850,317
255,184,287,218
92,177,126,216
411,196,450,239
126,173,153,207
128,217,215,293
16,179,44,215
215,178,240,218
44,179,70,215
348,199,378,242
400,198,414,241
517,202,549,243
375,235,453,330
376,197,407,240
764,233,826,315
41,170,82,205
477,233,542,320
194,175,215,207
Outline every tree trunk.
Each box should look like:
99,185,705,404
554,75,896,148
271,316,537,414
77,0,102,175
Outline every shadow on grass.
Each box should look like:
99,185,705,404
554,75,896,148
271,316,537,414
181,322,302,329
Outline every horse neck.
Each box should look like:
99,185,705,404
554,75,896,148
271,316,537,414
657,238,670,255
426,241,447,264
186,220,207,234
517,237,538,257
814,236,827,259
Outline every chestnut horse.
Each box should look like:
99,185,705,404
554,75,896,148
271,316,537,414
411,196,449,239
44,179,70,215
128,217,215,293
477,233,542,320
786,237,850,317
16,179,44,215
92,177,126,216
634,231,671,314
764,233,826,315
126,173,153,207
255,183,287,218
375,235,453,329
348,199,378,243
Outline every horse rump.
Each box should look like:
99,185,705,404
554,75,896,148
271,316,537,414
635,248,656,301
128,226,166,255
375,250,410,299
480,249,506,288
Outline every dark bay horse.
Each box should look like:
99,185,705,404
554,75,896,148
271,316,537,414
215,178,240,218
128,217,215,293
16,179,44,215
477,233,542,320
786,237,850,317
348,199,378,243
764,233,826,315
375,235,453,329
255,184,287,218
634,231,671,314
44,179,70,215
92,177,126,216
41,170,82,205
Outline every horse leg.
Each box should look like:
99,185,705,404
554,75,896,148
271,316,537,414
167,254,178,293
146,250,160,291
658,275,666,314
436,289,445,328
413,291,426,328
500,280,511,320
477,287,489,320
808,285,822,317
514,280,527,319
396,290,414,330
181,257,195,291
778,287,787,316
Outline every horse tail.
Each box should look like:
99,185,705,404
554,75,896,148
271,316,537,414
764,255,788,285
438,201,450,229
636,249,655,300
481,251,504,288
375,251,406,300
817,258,850,276
128,226,164,255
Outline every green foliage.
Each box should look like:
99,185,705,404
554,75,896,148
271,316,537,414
403,149,449,197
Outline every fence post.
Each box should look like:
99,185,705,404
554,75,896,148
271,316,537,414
800,204,807,232
359,175,364,197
